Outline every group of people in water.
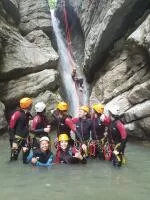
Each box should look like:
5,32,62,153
8,97,127,168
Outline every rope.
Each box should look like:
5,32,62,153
61,0,81,103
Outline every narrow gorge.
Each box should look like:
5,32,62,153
0,0,150,140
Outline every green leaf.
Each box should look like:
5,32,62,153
48,0,57,9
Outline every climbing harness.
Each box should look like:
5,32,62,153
74,140,88,157
102,138,113,161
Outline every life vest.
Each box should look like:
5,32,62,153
55,146,76,164
9,109,31,138
33,149,52,164
91,117,105,140
75,118,91,141
31,114,49,137
88,140,97,157
57,115,71,137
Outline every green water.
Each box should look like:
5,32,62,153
0,139,150,200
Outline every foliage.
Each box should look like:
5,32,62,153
48,0,56,9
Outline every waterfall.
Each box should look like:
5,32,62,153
51,10,89,116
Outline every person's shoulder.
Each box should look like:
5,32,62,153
11,110,21,117
33,114,41,121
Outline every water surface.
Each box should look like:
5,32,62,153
0,139,150,200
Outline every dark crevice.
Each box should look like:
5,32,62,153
2,0,20,25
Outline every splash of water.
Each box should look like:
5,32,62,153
51,10,89,116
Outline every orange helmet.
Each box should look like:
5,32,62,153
20,97,32,109
92,104,104,114
57,101,68,111
80,105,89,113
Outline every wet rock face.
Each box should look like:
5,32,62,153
19,0,52,35
90,45,150,104
56,0,150,139
0,69,59,107
90,29,150,139
25,30,58,59
56,0,85,67
0,101,7,133
128,14,150,55
0,0,150,139
0,20,58,82
2,0,20,24
0,0,60,134
64,0,150,81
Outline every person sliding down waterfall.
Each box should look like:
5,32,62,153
71,68,84,92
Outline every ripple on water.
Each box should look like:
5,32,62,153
0,139,150,200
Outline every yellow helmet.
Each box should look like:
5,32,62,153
92,103,104,114
80,105,89,113
20,97,32,109
58,133,69,142
57,101,68,111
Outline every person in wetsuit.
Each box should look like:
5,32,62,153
72,105,91,156
74,106,91,142
23,136,53,167
30,102,51,149
89,103,110,158
55,133,86,164
71,68,84,92
8,97,32,161
51,101,83,147
107,105,127,164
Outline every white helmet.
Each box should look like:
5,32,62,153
39,136,50,143
35,102,46,112
108,105,120,116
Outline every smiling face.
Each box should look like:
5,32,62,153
60,140,68,151
79,109,87,118
40,140,49,152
